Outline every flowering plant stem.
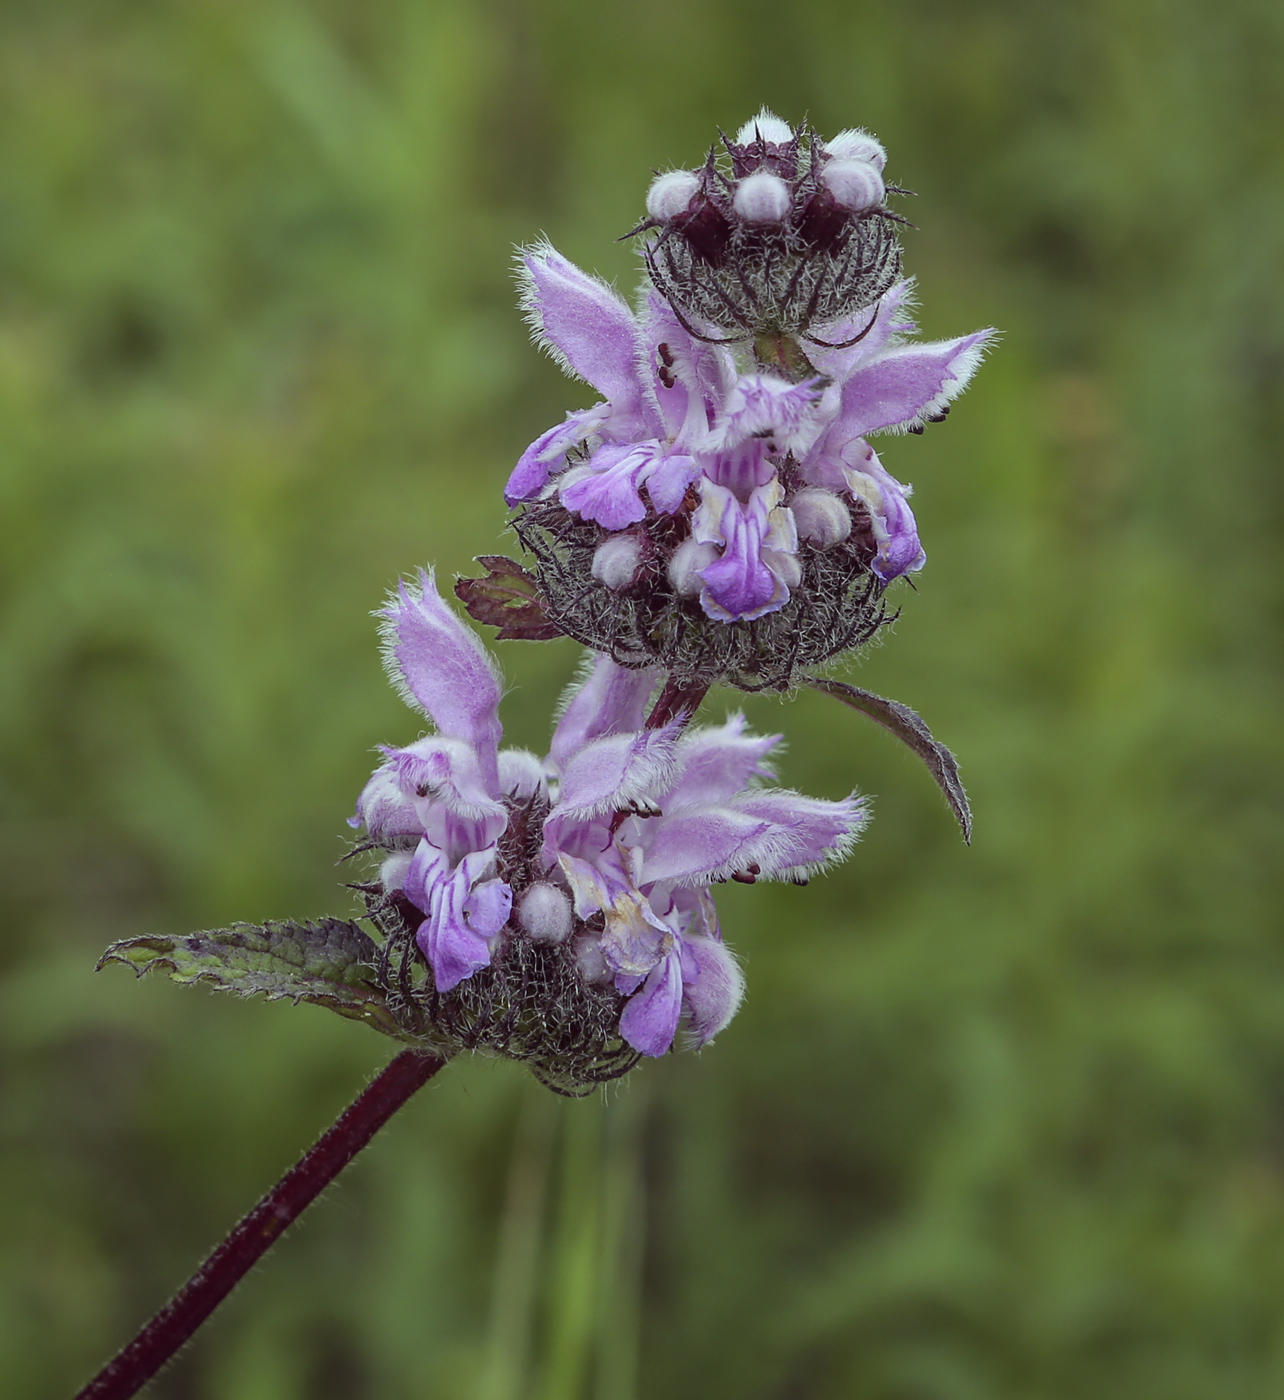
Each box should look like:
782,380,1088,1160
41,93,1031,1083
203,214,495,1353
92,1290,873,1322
73,1049,449,1400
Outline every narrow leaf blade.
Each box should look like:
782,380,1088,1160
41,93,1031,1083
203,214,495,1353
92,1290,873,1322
97,918,412,1040
805,677,972,842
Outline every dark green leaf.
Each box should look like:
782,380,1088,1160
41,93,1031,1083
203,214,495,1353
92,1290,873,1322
97,918,413,1040
804,677,972,843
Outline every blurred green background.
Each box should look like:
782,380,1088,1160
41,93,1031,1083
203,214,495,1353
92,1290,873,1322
2,1,1282,1396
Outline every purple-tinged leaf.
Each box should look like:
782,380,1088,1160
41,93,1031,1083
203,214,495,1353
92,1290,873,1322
804,677,972,842
454,556,563,642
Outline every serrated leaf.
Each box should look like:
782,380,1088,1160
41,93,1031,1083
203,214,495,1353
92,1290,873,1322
96,918,414,1040
804,676,973,843
455,555,563,641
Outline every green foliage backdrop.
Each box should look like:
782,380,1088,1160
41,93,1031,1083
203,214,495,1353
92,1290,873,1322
2,1,1282,1396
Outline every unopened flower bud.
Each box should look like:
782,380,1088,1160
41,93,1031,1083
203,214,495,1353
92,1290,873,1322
380,850,413,893
667,537,719,596
773,550,802,589
791,488,853,548
824,129,887,170
517,883,573,943
498,749,545,800
821,159,885,212
646,170,700,223
573,932,612,985
591,535,644,590
734,109,794,146
733,171,792,223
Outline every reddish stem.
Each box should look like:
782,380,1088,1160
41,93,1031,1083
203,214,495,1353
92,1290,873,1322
645,678,710,730
74,1049,448,1400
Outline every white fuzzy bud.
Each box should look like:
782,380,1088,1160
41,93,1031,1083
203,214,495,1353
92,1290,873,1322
573,932,612,985
733,171,792,224
497,748,545,800
790,488,853,548
821,159,885,212
772,551,803,589
379,850,413,894
518,883,574,944
667,537,719,596
645,170,700,223
823,129,887,170
591,535,644,591
735,109,794,145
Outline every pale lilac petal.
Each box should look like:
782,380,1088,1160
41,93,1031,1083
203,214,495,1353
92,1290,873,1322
830,329,995,439
599,894,671,977
353,766,421,842
559,443,653,529
707,374,824,452
680,934,745,1047
805,279,915,382
464,877,514,939
701,439,775,497
419,914,493,993
637,807,784,886
694,480,794,622
380,737,505,821
378,570,502,791
662,716,781,808
729,789,869,874
638,290,731,447
403,837,448,913
557,847,631,921
699,532,780,620
518,243,646,430
844,448,926,581
639,788,866,887
505,405,610,505
671,886,720,940
414,849,511,992
550,655,660,770
643,453,701,514
552,725,681,819
619,950,684,1057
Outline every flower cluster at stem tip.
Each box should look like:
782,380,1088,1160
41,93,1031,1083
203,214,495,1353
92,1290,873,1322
349,111,992,1083
492,108,994,692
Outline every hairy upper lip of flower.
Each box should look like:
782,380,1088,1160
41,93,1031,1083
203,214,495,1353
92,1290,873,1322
353,570,868,1058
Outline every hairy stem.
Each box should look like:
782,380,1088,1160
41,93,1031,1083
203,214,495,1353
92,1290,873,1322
74,1049,449,1400
645,679,710,731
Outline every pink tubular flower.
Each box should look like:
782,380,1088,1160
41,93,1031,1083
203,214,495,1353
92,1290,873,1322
354,572,867,1057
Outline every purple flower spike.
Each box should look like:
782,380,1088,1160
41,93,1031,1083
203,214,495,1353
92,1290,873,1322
357,615,869,1068
491,120,994,689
